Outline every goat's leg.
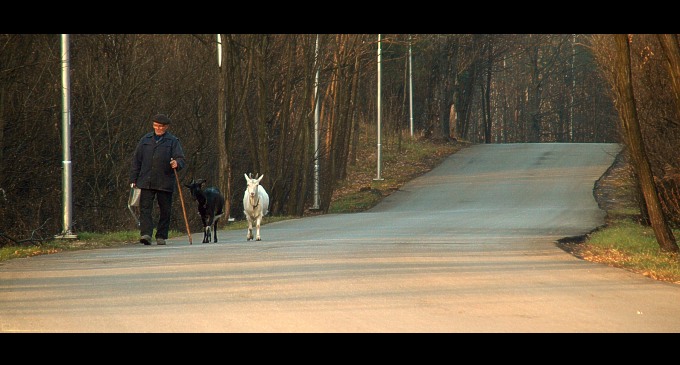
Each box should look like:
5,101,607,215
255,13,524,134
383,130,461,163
203,226,210,243
201,217,209,243
246,216,253,241
212,212,223,243
204,216,214,243
255,216,262,241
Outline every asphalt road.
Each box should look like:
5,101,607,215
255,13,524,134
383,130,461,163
2,142,680,333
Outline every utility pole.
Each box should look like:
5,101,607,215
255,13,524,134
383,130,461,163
374,34,384,181
313,34,321,210
56,34,77,240
409,34,414,137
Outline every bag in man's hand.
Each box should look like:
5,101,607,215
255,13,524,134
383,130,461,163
128,186,141,226
128,187,141,207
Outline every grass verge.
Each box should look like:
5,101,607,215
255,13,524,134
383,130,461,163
580,220,680,283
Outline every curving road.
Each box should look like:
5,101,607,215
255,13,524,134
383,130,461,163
2,143,680,333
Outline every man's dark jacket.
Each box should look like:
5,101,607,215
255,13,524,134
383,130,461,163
129,131,186,192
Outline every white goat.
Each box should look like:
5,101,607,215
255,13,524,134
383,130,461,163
243,173,269,241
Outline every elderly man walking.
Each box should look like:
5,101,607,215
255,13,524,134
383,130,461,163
129,114,187,246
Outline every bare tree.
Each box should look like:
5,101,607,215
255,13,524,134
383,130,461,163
657,34,680,116
219,34,253,221
610,34,677,252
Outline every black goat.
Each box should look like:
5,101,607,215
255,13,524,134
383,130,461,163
185,179,225,243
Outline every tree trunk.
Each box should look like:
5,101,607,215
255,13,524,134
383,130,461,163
458,64,477,140
222,34,253,219
483,43,493,143
613,34,678,253
656,34,680,122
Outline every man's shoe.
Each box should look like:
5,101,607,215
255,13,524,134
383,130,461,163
156,238,166,246
140,235,152,245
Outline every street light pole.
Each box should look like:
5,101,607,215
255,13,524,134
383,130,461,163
374,34,384,181
313,34,321,210
409,35,414,137
56,34,77,240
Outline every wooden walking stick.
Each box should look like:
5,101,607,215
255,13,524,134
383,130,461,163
173,160,192,245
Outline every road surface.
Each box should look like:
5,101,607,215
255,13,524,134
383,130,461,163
2,143,680,333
